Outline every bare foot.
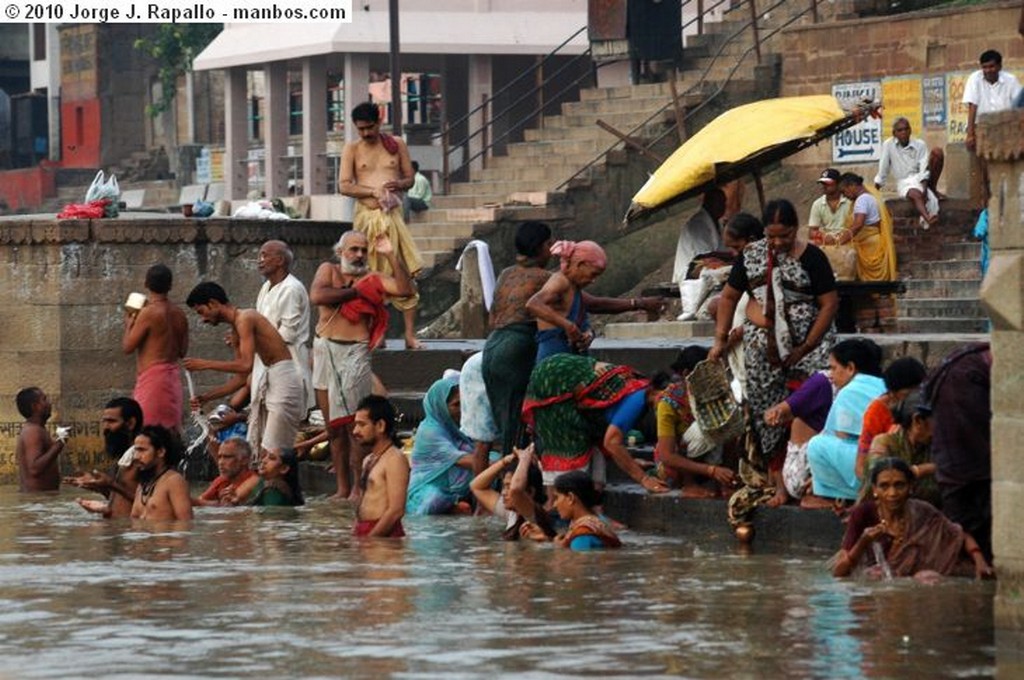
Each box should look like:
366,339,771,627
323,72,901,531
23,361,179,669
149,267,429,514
328,492,352,503
799,493,835,510
681,485,717,499
764,488,790,508
405,337,424,350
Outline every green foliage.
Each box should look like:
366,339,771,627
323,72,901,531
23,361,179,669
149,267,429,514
134,24,222,117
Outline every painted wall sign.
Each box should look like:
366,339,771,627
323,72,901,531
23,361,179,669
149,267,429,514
922,75,946,128
832,81,882,163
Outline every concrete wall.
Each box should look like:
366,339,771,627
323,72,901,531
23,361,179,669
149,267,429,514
0,217,342,483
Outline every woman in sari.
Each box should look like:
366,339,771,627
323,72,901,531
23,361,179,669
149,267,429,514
523,353,669,494
709,199,838,501
837,172,897,282
523,470,621,550
865,391,940,507
481,221,553,455
470,444,556,541
233,447,305,507
804,338,885,507
407,375,476,515
832,458,993,580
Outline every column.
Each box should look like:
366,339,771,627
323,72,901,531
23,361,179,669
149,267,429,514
263,61,289,199
224,66,248,200
302,55,328,195
467,54,492,173
342,53,369,221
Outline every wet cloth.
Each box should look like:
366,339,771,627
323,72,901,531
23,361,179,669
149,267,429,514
456,240,496,311
338,273,390,351
837,499,972,577
133,362,183,430
458,352,499,442
199,469,256,503
807,373,886,500
482,322,537,454
727,239,836,462
523,354,649,474
535,289,590,364
319,340,373,429
565,515,622,550
353,203,423,312
247,359,305,451
406,377,475,515
353,518,406,538
249,478,301,507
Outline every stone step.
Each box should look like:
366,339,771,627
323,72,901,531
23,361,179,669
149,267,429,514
451,179,551,196
578,81,682,102
431,194,505,209
896,318,990,334
471,164,584,183
561,95,697,117
904,259,984,281
524,120,669,142
419,250,457,269
551,109,677,131
603,320,716,340
898,298,986,319
506,137,607,158
902,278,982,300
406,220,479,237
410,207,500,223
411,235,472,252
489,151,606,170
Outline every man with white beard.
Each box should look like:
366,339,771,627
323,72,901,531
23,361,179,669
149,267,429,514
309,230,413,500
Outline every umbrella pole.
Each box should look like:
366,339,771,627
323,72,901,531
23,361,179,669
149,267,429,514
752,171,766,213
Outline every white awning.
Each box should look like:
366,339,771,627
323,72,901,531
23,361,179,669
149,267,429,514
194,13,588,71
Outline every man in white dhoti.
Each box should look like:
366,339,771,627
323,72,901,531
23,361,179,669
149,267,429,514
874,117,944,227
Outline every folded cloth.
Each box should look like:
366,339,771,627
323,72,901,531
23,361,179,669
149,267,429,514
456,240,497,311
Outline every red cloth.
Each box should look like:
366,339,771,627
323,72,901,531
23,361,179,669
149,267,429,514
353,518,406,537
339,274,390,350
199,469,257,502
133,362,183,430
380,133,399,155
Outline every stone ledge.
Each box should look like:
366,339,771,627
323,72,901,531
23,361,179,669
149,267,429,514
978,109,1024,162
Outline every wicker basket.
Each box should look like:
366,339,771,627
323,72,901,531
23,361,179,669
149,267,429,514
686,359,744,444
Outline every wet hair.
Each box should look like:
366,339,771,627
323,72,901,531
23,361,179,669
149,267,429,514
277,448,305,506
105,396,143,436
762,199,799,229
139,424,182,470
883,357,927,393
650,371,673,392
670,345,709,374
186,281,229,307
869,456,915,486
351,101,381,123
892,390,932,430
15,387,43,419
220,436,252,461
831,338,883,377
553,470,602,511
838,172,864,187
724,212,764,242
356,395,399,444
980,49,1002,66
145,264,173,294
514,220,552,258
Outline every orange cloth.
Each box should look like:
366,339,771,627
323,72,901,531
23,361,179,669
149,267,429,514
857,397,895,475
133,362,183,430
339,273,390,350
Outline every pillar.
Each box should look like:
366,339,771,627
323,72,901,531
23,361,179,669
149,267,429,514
302,55,328,195
263,61,289,199
224,66,248,200
467,54,492,173
342,53,370,221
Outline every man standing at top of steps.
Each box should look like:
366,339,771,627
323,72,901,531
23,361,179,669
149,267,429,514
339,102,425,350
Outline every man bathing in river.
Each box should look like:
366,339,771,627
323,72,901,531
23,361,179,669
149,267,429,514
69,397,144,519
130,425,192,522
351,395,410,538
15,387,66,492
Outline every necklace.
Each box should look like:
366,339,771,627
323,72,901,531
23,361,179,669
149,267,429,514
359,442,391,491
140,468,170,506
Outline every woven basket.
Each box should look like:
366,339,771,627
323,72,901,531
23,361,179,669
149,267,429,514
686,359,744,444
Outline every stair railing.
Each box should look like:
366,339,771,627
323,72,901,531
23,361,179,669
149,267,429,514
555,0,818,192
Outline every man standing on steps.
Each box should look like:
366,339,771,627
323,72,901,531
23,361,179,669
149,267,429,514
339,102,425,349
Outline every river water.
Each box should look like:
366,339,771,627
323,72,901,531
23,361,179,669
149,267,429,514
0,487,995,678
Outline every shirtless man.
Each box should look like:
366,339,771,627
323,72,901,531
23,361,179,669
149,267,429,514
527,239,664,364
68,396,143,519
351,395,410,538
339,101,424,349
15,387,66,492
310,230,412,500
184,282,305,455
122,264,189,430
130,424,193,521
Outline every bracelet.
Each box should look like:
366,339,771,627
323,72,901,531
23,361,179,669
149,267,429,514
630,297,637,310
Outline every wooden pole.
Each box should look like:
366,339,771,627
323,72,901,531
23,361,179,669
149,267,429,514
753,171,766,213
697,0,705,35
747,0,762,65
442,121,450,194
811,0,819,24
536,55,545,130
389,0,402,136
596,119,665,163
668,70,687,145
481,93,489,170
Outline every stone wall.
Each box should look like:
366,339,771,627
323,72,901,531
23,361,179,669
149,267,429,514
0,217,343,483
978,109,1024,652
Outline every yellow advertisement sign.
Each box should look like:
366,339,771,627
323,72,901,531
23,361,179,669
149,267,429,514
881,75,923,135
947,72,971,143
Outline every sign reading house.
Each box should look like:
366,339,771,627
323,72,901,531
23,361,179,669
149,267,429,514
831,81,882,164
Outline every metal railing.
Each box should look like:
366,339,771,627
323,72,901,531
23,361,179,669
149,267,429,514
555,0,820,192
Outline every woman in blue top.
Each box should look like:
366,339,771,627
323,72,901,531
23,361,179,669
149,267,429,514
551,470,621,550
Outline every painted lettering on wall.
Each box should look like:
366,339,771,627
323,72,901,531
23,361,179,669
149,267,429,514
922,75,947,128
832,81,882,163
881,75,923,134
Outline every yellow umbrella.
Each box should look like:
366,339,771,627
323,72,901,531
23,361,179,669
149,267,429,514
626,95,876,221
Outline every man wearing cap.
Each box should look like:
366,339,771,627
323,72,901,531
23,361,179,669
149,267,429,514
874,117,943,227
808,168,851,245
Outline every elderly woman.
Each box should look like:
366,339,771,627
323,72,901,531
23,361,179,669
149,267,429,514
709,199,838,500
837,172,897,282
832,458,992,580
804,338,886,508
865,391,940,507
523,353,669,494
406,375,476,515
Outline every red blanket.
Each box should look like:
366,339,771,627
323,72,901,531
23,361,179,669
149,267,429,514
340,274,389,350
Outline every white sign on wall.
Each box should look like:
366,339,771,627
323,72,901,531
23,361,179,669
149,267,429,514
831,81,882,164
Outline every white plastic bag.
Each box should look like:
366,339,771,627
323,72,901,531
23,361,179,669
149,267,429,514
84,170,121,217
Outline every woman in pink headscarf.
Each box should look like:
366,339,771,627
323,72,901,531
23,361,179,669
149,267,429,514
527,239,664,364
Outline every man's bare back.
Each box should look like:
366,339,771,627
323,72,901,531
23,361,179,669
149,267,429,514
131,469,192,521
123,299,189,373
235,309,293,368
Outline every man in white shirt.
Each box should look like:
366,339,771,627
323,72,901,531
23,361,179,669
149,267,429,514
256,240,313,413
403,160,432,220
963,49,1021,202
874,118,943,227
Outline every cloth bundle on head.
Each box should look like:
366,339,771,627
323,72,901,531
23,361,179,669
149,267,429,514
550,240,607,273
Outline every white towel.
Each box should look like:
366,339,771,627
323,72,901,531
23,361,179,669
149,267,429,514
456,240,497,311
